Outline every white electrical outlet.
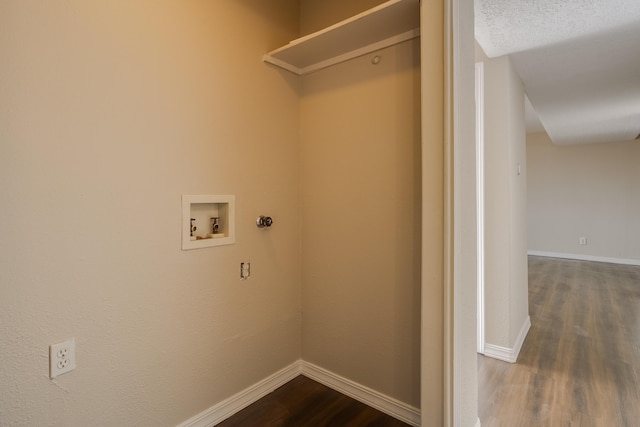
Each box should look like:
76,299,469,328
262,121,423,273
579,237,587,245
50,338,76,378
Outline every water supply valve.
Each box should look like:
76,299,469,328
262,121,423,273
256,215,273,228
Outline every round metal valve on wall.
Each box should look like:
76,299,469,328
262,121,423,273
256,216,273,228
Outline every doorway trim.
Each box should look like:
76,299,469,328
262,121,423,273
475,61,485,355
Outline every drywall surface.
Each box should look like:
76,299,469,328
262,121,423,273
300,0,388,34
0,1,301,425
420,0,445,424
506,59,530,348
300,1,422,409
481,55,529,349
452,0,479,425
527,133,640,262
300,41,422,407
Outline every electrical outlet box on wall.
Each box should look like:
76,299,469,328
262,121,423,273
182,195,235,250
50,339,76,378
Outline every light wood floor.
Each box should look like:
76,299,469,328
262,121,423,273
479,256,640,426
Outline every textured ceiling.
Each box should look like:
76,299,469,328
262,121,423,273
475,0,640,145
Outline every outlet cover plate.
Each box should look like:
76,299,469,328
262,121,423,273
50,338,76,378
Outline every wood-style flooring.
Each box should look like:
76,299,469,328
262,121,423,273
217,375,410,426
479,256,640,426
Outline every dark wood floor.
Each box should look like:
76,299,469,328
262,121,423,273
479,256,640,426
217,375,410,427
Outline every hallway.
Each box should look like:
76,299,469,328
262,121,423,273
479,256,640,426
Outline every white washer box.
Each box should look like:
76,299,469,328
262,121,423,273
182,195,235,250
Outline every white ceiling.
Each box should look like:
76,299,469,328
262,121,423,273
475,0,640,145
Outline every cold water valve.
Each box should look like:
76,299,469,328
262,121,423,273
190,218,197,237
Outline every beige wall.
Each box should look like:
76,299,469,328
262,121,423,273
527,133,640,262
0,1,302,425
480,54,529,349
506,60,529,347
420,0,445,424
451,0,479,425
299,0,422,408
1,1,448,425
300,0,387,34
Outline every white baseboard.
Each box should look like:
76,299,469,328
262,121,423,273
475,417,482,427
528,250,640,267
484,316,531,364
178,361,302,427
178,360,421,427
300,361,421,427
